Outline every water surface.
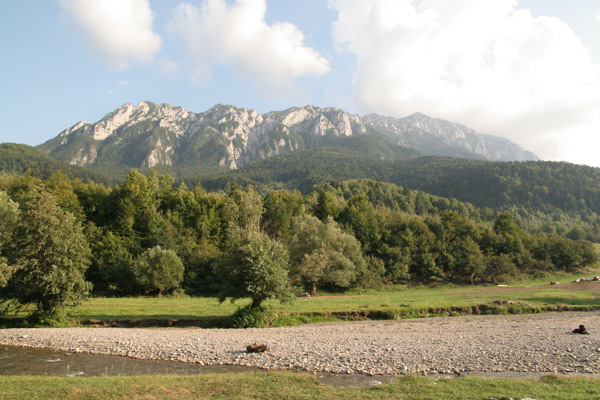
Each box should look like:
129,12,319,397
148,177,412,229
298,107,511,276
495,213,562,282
0,346,396,387
2,345,597,387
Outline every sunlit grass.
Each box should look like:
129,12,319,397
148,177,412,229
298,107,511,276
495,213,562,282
64,279,600,324
0,373,598,400
2,268,598,327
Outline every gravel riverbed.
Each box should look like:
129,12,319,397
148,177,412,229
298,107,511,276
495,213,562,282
1,312,599,376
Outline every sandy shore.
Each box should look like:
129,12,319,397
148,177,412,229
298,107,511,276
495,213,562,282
1,312,599,376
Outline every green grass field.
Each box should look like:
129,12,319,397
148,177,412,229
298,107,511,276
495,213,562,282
1,269,598,328
68,269,600,326
70,282,599,318
0,373,598,400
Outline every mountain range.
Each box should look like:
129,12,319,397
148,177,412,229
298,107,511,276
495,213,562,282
38,101,537,169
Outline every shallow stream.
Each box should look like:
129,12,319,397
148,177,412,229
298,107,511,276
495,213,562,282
0,345,396,387
1,345,597,388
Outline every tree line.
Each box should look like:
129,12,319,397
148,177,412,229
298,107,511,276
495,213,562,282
0,170,596,322
3,143,599,241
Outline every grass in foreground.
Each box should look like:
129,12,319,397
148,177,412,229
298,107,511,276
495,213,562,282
0,373,599,400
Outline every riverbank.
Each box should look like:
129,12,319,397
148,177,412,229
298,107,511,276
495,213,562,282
1,312,598,376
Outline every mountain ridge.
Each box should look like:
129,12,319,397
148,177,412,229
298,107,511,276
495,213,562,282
39,101,538,169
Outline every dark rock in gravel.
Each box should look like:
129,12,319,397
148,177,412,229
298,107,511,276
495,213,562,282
572,325,589,335
247,343,269,353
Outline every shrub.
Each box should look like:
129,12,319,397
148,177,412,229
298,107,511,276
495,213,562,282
230,304,274,328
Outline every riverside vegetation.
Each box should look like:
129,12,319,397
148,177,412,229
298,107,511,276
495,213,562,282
0,168,597,324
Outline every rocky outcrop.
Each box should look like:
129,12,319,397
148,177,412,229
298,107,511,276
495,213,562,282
39,102,537,169
365,112,537,162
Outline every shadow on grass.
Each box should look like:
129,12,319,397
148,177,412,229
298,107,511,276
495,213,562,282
71,314,233,328
0,316,27,329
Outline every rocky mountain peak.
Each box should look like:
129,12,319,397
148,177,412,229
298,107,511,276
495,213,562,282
40,102,538,170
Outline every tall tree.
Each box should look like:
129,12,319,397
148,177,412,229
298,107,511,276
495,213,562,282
3,187,91,321
314,190,341,221
218,232,293,308
338,194,382,254
0,191,20,287
227,184,263,235
289,215,366,295
261,189,305,241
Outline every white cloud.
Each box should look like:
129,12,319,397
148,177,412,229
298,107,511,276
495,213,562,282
596,14,600,23
329,0,600,165
116,80,130,86
97,88,119,97
169,0,330,92
158,59,181,78
189,66,214,87
59,0,161,70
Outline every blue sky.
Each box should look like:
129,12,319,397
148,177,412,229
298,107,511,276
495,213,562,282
1,0,599,166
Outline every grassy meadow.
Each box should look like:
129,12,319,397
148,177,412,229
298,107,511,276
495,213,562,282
1,267,598,328
0,373,599,400
40,268,600,327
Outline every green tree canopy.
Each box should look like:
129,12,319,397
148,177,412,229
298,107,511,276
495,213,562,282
2,187,91,321
133,246,185,296
289,215,366,295
218,232,294,308
0,190,20,287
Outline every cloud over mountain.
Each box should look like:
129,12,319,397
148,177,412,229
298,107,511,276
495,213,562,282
59,0,162,70
169,0,330,92
329,0,600,165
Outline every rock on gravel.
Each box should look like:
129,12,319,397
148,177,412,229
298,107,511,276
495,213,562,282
0,312,598,376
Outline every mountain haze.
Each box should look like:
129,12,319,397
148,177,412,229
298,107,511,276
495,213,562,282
39,102,537,169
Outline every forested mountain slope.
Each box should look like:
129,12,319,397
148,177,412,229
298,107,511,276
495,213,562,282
179,152,599,239
215,154,600,215
387,157,600,215
0,143,112,185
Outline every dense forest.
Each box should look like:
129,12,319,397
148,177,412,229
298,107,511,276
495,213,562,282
0,169,596,322
179,152,600,241
5,143,600,240
0,143,113,185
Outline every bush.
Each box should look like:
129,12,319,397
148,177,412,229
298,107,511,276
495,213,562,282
230,304,274,328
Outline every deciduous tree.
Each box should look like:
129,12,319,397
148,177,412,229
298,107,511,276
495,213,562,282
218,232,293,308
3,187,91,321
0,191,20,287
133,246,184,296
289,215,366,295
